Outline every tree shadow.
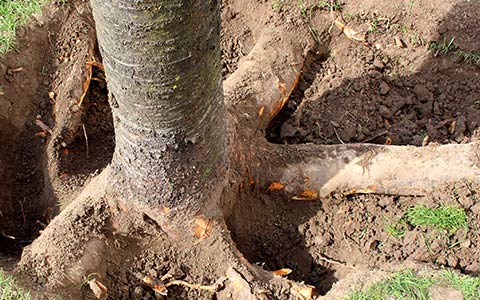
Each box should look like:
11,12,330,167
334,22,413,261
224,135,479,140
230,0,480,295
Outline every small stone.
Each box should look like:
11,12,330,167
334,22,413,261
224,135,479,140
394,36,406,48
460,239,471,249
452,115,467,142
373,57,385,69
429,286,463,300
132,286,144,300
470,202,480,215
437,255,447,265
0,63,7,76
280,122,297,138
379,105,393,119
378,197,393,207
430,239,442,251
413,84,433,103
403,231,417,245
379,81,391,95
447,255,459,267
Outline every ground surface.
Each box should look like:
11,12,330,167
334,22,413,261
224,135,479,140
1,0,480,299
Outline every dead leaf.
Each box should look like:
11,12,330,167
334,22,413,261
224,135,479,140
194,215,212,239
272,268,292,276
267,182,284,192
291,284,315,300
88,278,107,300
62,148,70,156
292,189,318,201
335,20,366,42
143,275,168,296
343,186,376,196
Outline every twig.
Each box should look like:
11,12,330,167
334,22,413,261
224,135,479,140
19,199,26,225
330,121,345,144
82,124,89,158
363,130,388,143
165,277,227,292
317,253,354,269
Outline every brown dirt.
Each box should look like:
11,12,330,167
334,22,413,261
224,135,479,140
267,0,480,146
1,0,480,299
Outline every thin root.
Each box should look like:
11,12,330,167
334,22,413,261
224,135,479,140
317,253,354,269
165,277,227,292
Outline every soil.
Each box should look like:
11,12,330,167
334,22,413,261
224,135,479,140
1,0,480,299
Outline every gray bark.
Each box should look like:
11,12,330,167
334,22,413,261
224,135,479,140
90,0,227,221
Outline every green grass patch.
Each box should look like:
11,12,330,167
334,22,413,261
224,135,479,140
348,269,480,300
429,37,480,64
271,0,284,11
0,0,47,55
349,269,435,300
385,218,407,239
405,204,467,235
440,270,480,300
0,269,31,300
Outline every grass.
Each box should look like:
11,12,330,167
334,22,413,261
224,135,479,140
405,204,468,235
271,0,284,11
429,37,480,64
441,270,480,300
349,269,434,300
318,0,343,11
385,219,407,239
0,0,47,55
0,270,31,300
349,269,480,300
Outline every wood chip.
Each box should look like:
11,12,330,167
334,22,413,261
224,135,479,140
194,215,212,239
335,20,366,42
292,189,318,201
88,278,107,300
272,268,292,276
267,181,284,192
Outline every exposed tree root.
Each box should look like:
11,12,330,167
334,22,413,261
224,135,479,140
18,18,480,300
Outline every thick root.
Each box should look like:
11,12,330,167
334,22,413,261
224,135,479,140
267,142,480,198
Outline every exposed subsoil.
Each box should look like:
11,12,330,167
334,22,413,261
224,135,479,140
0,0,479,299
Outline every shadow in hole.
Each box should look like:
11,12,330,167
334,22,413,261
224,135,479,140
57,68,114,179
228,189,335,295
268,1,480,147
0,31,114,257
0,94,55,255
230,1,480,295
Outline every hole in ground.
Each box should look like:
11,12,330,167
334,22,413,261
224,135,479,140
227,190,339,295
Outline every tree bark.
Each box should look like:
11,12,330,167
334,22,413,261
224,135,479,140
90,0,227,231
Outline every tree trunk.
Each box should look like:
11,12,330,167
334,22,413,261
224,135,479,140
90,0,227,233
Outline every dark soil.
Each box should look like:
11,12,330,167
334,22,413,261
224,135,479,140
267,0,480,146
1,0,480,299
229,182,480,296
